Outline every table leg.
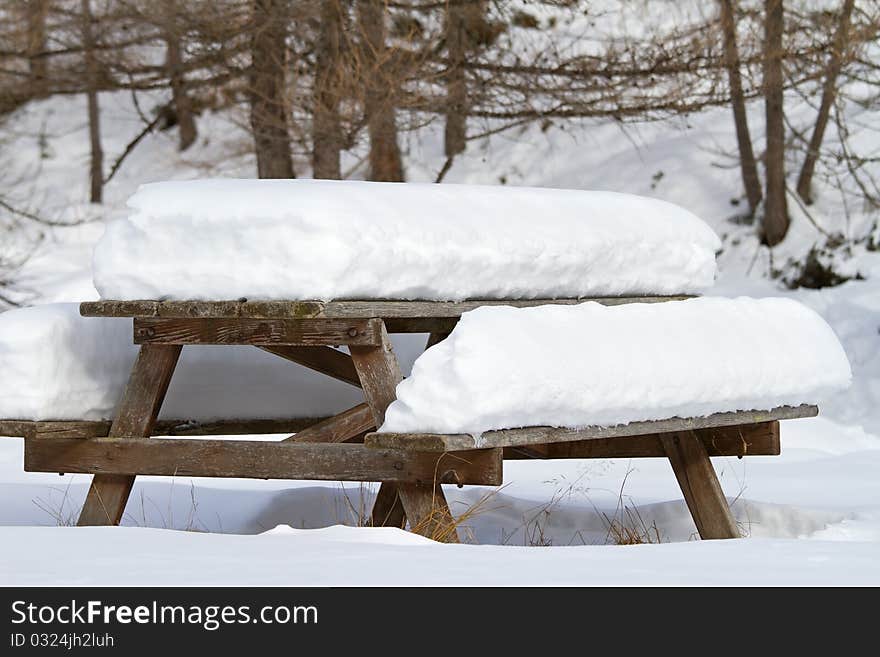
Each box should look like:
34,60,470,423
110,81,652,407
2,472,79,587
425,331,451,349
371,480,405,529
660,430,740,539
351,322,460,542
77,344,182,526
396,482,459,542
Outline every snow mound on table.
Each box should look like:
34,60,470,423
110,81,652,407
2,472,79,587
0,303,423,422
380,298,852,436
93,179,720,301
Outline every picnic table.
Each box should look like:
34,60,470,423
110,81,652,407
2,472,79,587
5,296,817,542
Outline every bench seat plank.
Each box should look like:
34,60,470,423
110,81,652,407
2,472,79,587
0,418,337,439
502,421,780,459
365,404,817,452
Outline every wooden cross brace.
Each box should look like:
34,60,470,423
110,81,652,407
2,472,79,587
72,319,467,542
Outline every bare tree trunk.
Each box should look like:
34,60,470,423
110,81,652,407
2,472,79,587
26,0,49,98
358,0,404,182
795,0,855,204
719,0,762,214
164,7,197,152
81,0,103,203
763,0,788,246
444,2,467,158
249,0,294,179
312,0,343,179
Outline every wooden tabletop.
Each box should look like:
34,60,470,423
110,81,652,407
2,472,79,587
81,296,692,320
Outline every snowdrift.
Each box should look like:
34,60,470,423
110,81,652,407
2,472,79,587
380,298,852,436
92,179,720,301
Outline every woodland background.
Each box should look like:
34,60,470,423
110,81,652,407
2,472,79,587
0,0,878,303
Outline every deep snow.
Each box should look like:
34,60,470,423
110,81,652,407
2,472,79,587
0,83,878,584
93,179,719,301
1,418,879,584
381,297,851,435
1,524,877,586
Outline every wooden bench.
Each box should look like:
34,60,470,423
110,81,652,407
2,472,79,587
2,297,817,542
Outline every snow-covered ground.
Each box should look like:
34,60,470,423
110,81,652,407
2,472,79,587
2,418,879,585
1,90,879,585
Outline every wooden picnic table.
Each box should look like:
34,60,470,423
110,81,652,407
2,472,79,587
6,297,817,542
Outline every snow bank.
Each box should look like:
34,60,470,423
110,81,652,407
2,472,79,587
0,303,423,422
3,525,880,585
92,179,720,301
380,298,852,435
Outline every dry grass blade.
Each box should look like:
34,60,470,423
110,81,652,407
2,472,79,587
600,467,663,545
410,486,504,544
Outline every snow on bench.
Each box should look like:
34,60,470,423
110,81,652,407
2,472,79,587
377,298,852,439
0,303,422,423
92,179,720,301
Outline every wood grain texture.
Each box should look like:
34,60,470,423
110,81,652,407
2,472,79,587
661,431,740,540
350,330,408,528
349,322,403,428
502,421,780,459
82,296,691,320
0,421,35,439
425,331,451,349
384,317,459,334
8,417,331,439
133,318,382,346
371,480,406,528
284,404,375,443
77,344,181,527
26,438,503,485
366,405,816,452
398,482,460,543
259,345,361,387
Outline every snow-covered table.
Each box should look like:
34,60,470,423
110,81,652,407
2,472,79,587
2,180,838,542
9,297,820,542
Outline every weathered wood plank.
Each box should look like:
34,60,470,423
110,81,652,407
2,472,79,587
97,346,182,436
81,296,691,320
17,416,782,457
349,322,412,531
284,404,375,443
322,297,691,318
77,344,181,527
371,481,406,529
366,405,817,452
502,421,780,459
25,438,503,485
15,417,330,439
369,433,475,452
350,322,403,428
157,300,244,318
234,301,324,319
661,431,740,540
397,482,459,543
152,417,324,436
259,345,361,387
384,318,459,334
13,409,802,452
425,331,451,349
0,421,35,439
133,318,382,346
81,300,160,317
